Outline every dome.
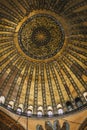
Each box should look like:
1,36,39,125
0,0,87,118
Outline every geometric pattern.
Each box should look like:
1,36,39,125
0,0,87,116
18,14,64,59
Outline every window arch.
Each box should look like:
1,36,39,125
83,92,87,101
45,121,53,130
62,121,70,130
27,105,33,117
75,97,83,107
66,101,73,111
36,124,44,130
47,106,53,117
37,106,43,117
7,100,15,109
79,118,87,130
0,96,5,104
16,104,24,114
57,104,64,115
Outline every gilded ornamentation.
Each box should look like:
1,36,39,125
18,14,64,59
0,0,87,117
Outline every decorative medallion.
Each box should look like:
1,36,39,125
18,14,65,59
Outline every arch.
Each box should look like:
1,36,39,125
16,104,24,114
37,106,43,117
47,106,53,117
75,97,83,107
66,101,73,111
83,92,87,101
79,118,87,130
53,120,61,130
36,124,44,130
7,100,15,109
0,96,5,104
61,121,70,130
57,104,64,115
27,105,33,116
45,121,53,130
0,110,25,130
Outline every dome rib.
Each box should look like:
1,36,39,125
0,0,87,117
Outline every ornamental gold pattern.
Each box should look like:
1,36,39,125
18,14,64,59
0,0,87,116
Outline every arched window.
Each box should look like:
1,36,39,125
57,104,64,115
37,106,43,117
53,120,61,130
62,121,70,130
45,121,53,130
7,100,15,109
36,125,44,130
75,97,83,107
27,106,33,117
47,106,53,117
66,101,73,111
16,104,23,114
0,96,5,104
83,92,87,101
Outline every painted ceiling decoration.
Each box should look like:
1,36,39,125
0,0,87,118
18,13,65,59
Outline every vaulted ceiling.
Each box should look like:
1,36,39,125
0,0,87,117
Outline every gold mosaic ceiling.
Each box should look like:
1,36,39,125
0,0,87,115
